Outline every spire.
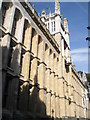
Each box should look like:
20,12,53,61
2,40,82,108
55,0,60,15
64,17,69,33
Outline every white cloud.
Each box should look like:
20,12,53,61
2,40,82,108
71,48,88,62
71,48,88,54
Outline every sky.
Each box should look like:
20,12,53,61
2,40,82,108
31,2,88,73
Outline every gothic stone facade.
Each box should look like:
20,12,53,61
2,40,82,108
0,0,90,119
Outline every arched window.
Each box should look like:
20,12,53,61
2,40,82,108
2,2,13,26
11,8,22,38
22,19,31,47
38,36,43,60
45,43,49,65
31,28,37,55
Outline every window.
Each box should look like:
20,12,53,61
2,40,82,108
2,5,7,25
46,23,47,28
48,22,49,30
7,40,14,67
20,51,23,74
51,22,53,32
11,17,17,36
54,21,55,31
51,21,55,32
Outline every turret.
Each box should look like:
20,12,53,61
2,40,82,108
55,0,60,15
64,17,70,48
64,17,69,33
41,9,46,23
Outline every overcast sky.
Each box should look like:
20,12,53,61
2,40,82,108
31,2,88,73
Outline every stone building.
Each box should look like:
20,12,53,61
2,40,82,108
0,0,90,119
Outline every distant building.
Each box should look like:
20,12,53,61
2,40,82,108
0,0,90,119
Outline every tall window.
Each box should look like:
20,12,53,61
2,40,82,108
11,8,22,38
46,22,49,30
2,4,7,25
54,21,55,31
48,22,49,30
51,21,55,32
51,22,53,32
7,40,14,67
11,16,17,36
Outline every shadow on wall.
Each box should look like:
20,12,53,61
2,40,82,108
1,45,53,120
